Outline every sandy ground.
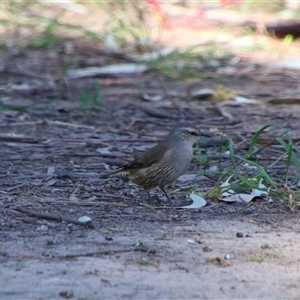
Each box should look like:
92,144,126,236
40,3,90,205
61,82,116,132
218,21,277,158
2,3,300,299
2,216,300,299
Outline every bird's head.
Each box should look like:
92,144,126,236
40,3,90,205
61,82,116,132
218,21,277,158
169,123,210,145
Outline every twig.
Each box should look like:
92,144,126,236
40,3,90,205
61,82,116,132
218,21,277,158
14,207,94,228
0,134,159,145
140,105,178,119
0,67,50,81
0,135,47,143
4,246,156,259
0,120,44,127
58,245,156,258
19,196,129,206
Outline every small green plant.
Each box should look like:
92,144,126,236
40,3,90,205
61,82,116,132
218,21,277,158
248,255,264,263
0,100,28,112
148,45,233,79
205,124,300,207
0,1,101,48
79,80,102,111
93,0,156,49
134,239,144,247
138,258,152,265
265,253,279,258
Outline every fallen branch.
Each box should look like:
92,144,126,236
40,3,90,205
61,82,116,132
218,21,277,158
14,207,94,228
58,245,156,258
4,246,156,259
0,135,47,144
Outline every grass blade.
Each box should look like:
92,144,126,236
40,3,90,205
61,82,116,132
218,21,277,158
247,125,271,157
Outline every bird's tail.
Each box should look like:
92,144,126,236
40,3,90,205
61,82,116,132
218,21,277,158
100,169,129,181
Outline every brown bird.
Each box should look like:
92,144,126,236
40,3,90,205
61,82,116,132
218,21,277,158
103,123,208,204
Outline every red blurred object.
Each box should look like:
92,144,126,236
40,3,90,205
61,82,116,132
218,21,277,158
147,0,244,29
147,0,205,29
147,0,168,27
220,0,244,4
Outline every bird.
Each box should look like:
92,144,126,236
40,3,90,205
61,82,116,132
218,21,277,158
102,123,209,204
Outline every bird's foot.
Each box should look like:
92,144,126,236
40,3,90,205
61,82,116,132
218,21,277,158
141,195,173,207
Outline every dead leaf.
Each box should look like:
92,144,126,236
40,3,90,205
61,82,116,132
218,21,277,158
179,193,207,209
206,256,232,267
67,64,149,79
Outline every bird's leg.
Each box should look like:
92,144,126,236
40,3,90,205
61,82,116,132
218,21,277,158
160,187,174,205
146,190,151,201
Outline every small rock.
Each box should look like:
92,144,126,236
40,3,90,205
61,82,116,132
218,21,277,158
189,88,214,100
203,246,213,252
78,216,92,224
224,254,230,260
123,207,134,215
66,223,74,232
37,225,48,232
45,239,54,246
261,243,272,249
59,291,73,299
236,232,244,238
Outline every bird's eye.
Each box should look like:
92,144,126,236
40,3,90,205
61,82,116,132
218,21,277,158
190,131,198,136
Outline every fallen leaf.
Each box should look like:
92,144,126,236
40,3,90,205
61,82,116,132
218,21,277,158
233,96,258,104
133,47,174,61
206,256,232,267
179,193,207,209
223,193,254,203
67,64,149,79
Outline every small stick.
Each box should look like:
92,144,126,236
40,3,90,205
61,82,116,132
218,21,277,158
5,246,156,260
14,207,94,228
58,246,156,258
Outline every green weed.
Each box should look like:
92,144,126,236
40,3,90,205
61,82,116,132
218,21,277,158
78,80,102,111
0,1,101,48
204,124,300,208
92,0,156,49
148,45,233,79
138,258,152,265
265,253,279,258
248,255,264,263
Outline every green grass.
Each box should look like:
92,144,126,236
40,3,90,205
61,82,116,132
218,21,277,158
138,258,152,265
0,1,102,48
265,252,279,258
202,124,300,208
248,255,264,263
249,253,279,262
148,45,233,79
78,80,102,111
92,0,155,48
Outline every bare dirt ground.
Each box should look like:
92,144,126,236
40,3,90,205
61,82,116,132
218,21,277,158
1,24,300,300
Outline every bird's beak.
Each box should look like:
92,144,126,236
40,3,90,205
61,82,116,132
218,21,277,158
199,129,211,137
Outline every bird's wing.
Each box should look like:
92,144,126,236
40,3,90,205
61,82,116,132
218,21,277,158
123,141,169,170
